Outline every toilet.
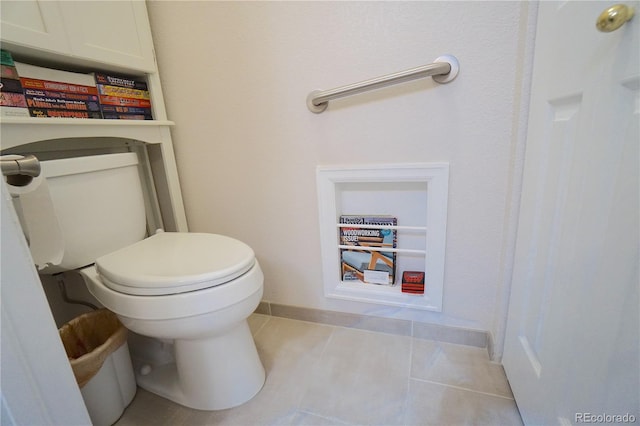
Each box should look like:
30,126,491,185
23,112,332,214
14,151,266,411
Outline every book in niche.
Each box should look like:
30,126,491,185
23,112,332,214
339,215,397,285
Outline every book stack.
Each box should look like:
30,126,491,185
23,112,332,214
339,215,397,285
0,51,29,117
94,73,152,120
401,271,425,294
15,62,102,119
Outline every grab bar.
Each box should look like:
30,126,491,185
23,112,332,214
307,55,459,113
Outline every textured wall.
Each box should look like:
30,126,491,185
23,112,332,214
146,1,534,339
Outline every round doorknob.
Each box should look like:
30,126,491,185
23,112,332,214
596,4,635,32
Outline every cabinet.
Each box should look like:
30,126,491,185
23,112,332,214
316,163,449,311
0,1,187,232
1,0,156,73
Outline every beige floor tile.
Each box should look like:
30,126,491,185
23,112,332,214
217,317,334,425
248,313,271,336
299,327,411,425
289,410,352,425
114,388,184,426
411,339,513,398
115,316,523,426
404,379,523,426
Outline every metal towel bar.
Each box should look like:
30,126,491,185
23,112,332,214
307,55,459,113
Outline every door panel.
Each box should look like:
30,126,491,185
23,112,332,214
503,2,639,424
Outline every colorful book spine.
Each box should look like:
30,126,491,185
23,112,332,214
20,77,98,96
102,113,152,120
339,215,397,285
25,95,101,112
0,76,25,93
97,84,150,100
24,88,100,102
1,64,20,80
0,51,29,117
98,95,151,108
0,92,28,108
28,108,102,119
93,73,148,91
99,105,151,115
0,50,15,66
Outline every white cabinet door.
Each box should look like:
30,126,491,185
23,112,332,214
0,1,155,73
0,1,70,55
58,0,156,72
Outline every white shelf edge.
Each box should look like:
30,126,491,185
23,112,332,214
0,118,176,150
336,223,427,231
0,117,174,126
328,282,441,311
338,245,426,255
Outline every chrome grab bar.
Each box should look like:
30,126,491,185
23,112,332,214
307,55,459,113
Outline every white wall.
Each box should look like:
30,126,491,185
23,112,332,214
146,1,534,340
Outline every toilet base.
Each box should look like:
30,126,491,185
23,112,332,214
132,320,265,410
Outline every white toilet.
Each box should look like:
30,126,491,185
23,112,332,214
17,152,266,411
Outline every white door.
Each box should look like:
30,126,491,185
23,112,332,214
503,2,639,425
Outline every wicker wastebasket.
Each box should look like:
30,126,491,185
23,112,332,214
59,309,136,426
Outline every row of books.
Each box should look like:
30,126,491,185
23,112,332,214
338,214,425,294
0,50,152,120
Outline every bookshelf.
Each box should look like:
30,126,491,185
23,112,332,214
0,1,187,233
316,163,449,311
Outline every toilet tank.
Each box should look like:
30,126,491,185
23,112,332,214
39,152,147,272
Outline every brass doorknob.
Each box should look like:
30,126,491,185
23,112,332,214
596,4,634,32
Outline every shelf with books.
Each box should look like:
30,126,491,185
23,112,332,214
316,163,449,312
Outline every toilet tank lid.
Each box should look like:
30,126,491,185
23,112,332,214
41,152,139,178
95,232,255,296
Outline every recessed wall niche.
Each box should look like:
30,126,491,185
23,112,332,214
316,163,449,311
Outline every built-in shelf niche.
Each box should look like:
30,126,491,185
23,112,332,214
316,163,449,311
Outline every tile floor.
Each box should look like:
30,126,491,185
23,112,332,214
115,314,523,426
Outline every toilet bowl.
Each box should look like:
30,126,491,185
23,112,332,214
9,152,266,410
79,232,266,410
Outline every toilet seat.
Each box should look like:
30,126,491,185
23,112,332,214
95,232,255,296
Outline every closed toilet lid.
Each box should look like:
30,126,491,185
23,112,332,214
95,232,255,296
